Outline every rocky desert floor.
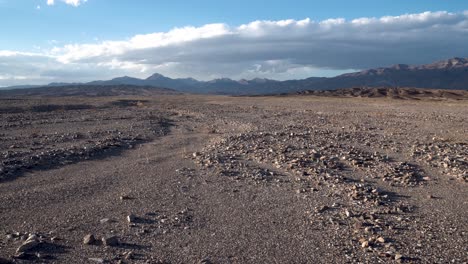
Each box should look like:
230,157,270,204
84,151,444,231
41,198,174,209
0,94,467,263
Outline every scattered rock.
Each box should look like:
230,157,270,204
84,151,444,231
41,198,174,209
102,236,119,247
124,251,134,260
16,235,39,253
13,252,29,260
127,214,137,223
199,258,212,264
83,234,96,245
316,205,330,213
100,218,111,224
361,241,370,248
89,258,107,263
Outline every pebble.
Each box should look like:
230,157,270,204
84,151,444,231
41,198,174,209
16,239,39,253
127,214,137,223
316,205,329,213
13,252,28,260
83,234,96,245
199,258,212,264
102,235,119,247
89,258,107,263
344,209,352,217
124,251,134,260
100,218,111,224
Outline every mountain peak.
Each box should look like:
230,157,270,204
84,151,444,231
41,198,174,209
448,57,467,64
424,57,468,69
112,75,137,80
390,64,409,70
146,73,169,80
208,78,236,83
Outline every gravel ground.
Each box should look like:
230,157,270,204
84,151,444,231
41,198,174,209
0,94,467,263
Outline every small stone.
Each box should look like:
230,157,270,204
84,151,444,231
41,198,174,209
13,252,28,260
124,251,134,260
344,209,352,217
100,218,111,224
83,234,96,245
361,241,370,248
102,236,119,247
26,234,37,242
199,258,212,264
377,237,386,243
88,258,106,263
16,239,39,253
127,214,137,223
120,195,131,200
316,205,329,213
395,254,403,260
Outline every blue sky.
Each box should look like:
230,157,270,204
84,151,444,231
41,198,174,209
1,0,466,50
0,0,467,86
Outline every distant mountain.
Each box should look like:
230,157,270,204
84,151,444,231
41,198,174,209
3,57,468,95
326,57,468,89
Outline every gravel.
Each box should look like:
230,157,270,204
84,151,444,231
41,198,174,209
0,94,466,263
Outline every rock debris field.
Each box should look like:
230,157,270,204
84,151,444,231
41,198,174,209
0,93,467,263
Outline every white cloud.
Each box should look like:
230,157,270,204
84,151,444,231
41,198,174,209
1,10,468,86
46,0,87,7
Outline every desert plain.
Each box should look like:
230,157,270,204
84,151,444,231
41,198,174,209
0,90,467,263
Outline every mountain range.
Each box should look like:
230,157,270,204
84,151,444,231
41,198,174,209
4,57,468,95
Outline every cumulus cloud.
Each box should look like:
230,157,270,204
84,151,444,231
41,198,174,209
46,0,87,7
1,11,468,86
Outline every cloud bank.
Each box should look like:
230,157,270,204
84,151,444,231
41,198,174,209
1,11,468,86
46,0,87,7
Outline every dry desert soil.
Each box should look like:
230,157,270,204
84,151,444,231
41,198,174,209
0,93,467,263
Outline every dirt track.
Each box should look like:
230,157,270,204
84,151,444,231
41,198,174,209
0,94,467,263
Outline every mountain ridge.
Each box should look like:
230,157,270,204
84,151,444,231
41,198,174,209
4,57,468,95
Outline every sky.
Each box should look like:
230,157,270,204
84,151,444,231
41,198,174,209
0,0,467,86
